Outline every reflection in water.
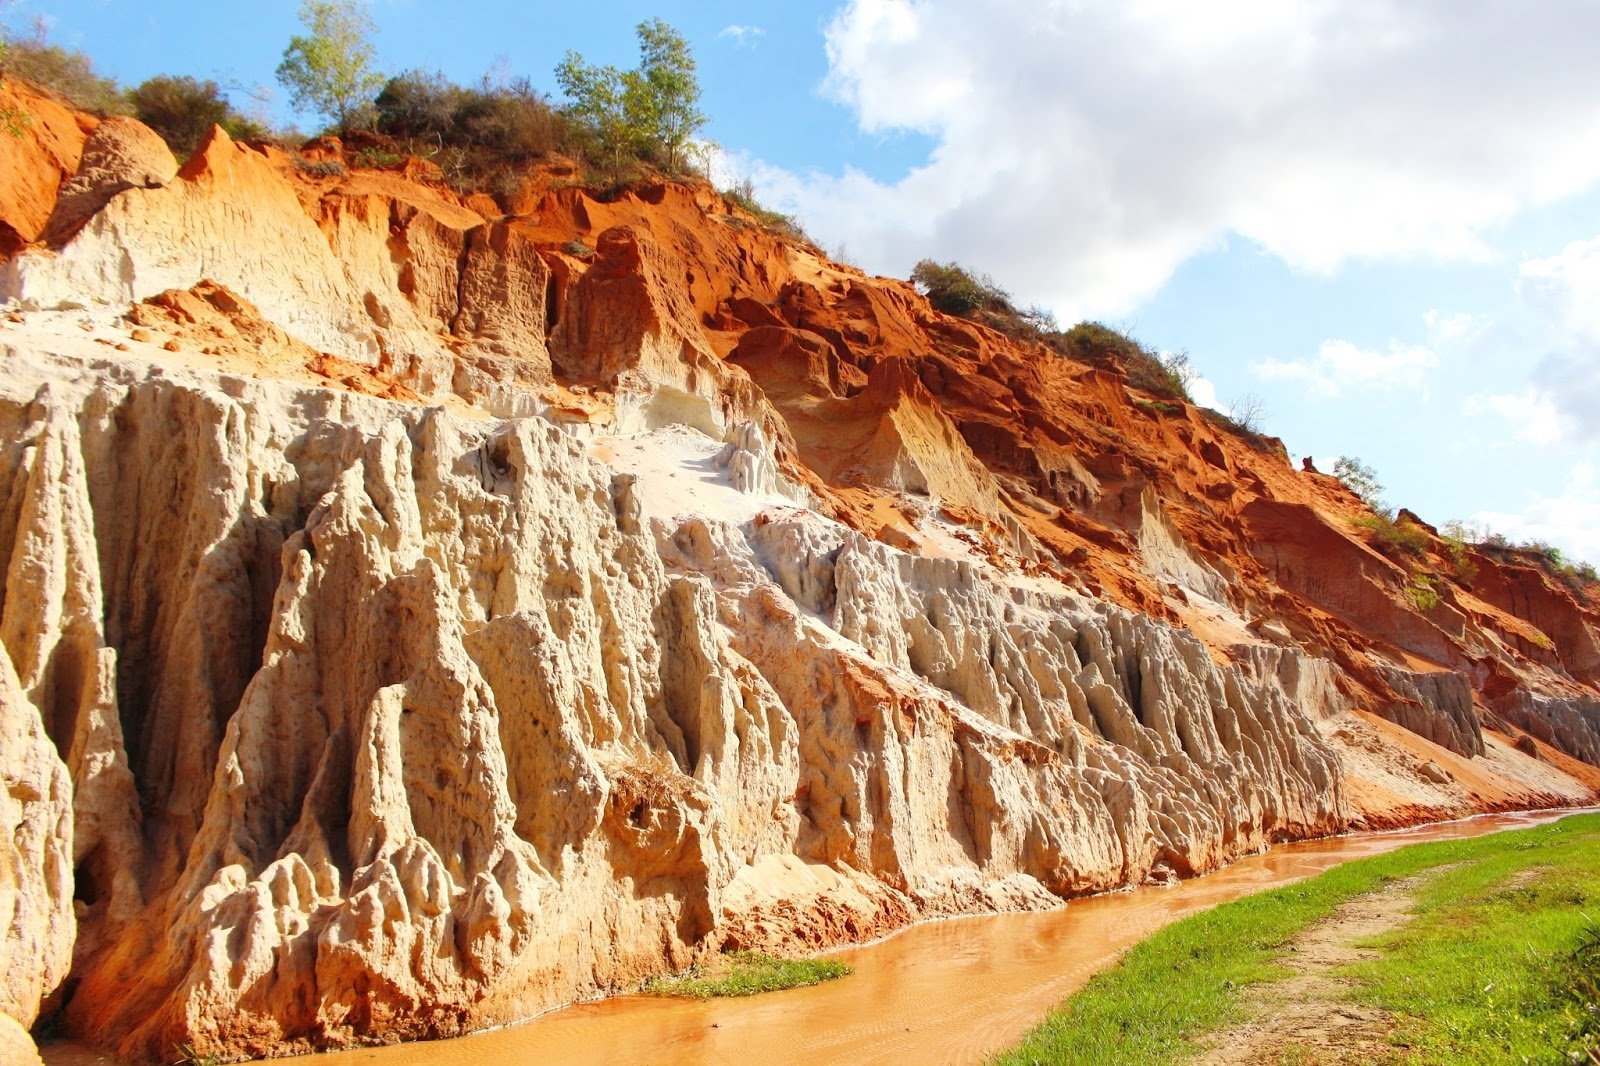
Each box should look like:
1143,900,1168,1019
44,809,1589,1066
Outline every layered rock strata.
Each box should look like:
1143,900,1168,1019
0,80,1597,1062
0,360,1348,1059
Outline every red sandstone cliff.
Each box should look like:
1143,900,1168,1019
0,78,1596,1063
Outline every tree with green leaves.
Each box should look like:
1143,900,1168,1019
555,18,705,174
276,0,384,132
1333,456,1386,513
130,76,267,156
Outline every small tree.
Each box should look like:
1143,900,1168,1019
1227,392,1267,434
911,259,995,315
1333,456,1385,513
556,19,705,174
632,18,704,170
276,0,383,133
129,75,267,156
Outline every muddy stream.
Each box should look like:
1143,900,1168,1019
45,808,1589,1066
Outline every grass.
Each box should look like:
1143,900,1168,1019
643,950,852,999
1135,399,1183,417
1405,572,1442,612
1347,830,1600,1062
1352,512,1430,557
724,185,809,243
992,813,1600,1066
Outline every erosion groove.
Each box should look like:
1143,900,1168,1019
0,77,1595,1063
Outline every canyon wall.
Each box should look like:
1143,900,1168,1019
0,81,1597,1062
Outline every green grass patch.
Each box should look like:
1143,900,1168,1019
992,814,1600,1066
1134,399,1183,417
643,950,852,999
1345,831,1600,1062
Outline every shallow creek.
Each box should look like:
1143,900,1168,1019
44,808,1589,1066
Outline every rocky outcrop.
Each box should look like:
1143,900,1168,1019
0,78,94,257
42,116,178,245
0,93,1597,1063
0,356,1348,1061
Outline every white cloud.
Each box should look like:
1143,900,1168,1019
1471,461,1600,565
1519,236,1600,344
1422,309,1486,344
1456,237,1600,447
1253,339,1437,398
1463,388,1577,448
718,24,765,47
1187,374,1222,413
744,0,1600,319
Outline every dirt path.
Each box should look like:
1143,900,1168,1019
1191,877,1429,1065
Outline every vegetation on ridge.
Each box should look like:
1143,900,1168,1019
2,0,711,197
128,76,268,156
1334,458,1597,591
993,814,1600,1066
557,18,706,175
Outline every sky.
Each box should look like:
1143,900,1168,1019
11,0,1600,563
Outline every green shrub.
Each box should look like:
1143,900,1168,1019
372,68,460,138
2,37,127,114
1405,573,1442,611
1439,521,1480,584
1056,321,1145,363
1352,513,1428,556
293,156,346,179
1332,456,1385,512
128,75,268,157
1051,321,1195,402
1524,539,1566,568
374,68,568,194
1141,349,1196,403
911,259,997,316
351,143,404,168
724,180,807,241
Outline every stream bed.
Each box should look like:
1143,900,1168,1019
45,807,1589,1066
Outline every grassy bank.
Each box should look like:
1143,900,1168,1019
643,951,851,998
994,813,1600,1065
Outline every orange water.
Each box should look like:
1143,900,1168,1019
44,808,1591,1066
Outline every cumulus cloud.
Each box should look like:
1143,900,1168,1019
1254,339,1437,398
1471,462,1600,565
1462,236,1600,446
743,0,1600,319
1422,310,1486,345
718,24,765,47
1520,236,1600,344
1186,373,1222,413
1463,388,1576,448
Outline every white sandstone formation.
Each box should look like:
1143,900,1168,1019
0,340,1350,1060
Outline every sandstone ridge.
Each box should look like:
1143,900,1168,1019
0,80,1597,1063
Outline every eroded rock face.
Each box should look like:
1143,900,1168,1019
0,89,1598,1065
0,361,1350,1061
43,116,178,245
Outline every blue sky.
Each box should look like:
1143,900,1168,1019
13,0,1600,562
